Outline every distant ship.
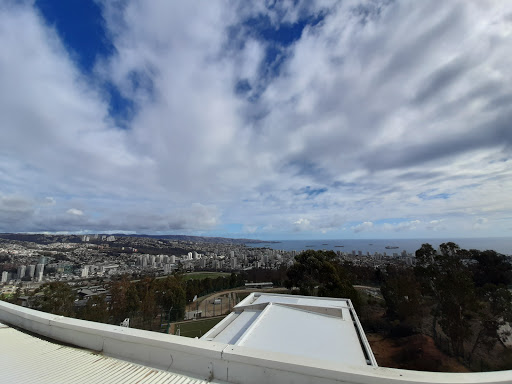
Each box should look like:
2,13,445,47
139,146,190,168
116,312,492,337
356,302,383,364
322,243,328,245
385,246,399,249
335,245,344,247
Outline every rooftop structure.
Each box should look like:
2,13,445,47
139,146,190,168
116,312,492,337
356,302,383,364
202,292,376,367
1,299,512,383
0,321,214,384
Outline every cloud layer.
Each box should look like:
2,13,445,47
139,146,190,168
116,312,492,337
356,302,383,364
0,1,511,238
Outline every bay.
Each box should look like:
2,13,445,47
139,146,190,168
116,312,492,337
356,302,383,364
246,237,512,256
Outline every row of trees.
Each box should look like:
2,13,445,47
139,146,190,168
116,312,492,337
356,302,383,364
3,243,510,371
381,242,512,368
4,272,247,331
280,245,512,370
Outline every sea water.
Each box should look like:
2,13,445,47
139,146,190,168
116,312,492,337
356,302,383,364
246,237,512,256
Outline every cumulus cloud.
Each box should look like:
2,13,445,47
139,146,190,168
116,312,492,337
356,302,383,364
1,1,512,237
426,219,446,231
351,221,374,233
382,220,421,232
293,218,312,232
67,209,84,216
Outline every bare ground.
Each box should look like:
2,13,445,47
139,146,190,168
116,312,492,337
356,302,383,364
367,333,470,372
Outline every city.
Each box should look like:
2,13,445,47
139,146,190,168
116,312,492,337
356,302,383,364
0,233,416,295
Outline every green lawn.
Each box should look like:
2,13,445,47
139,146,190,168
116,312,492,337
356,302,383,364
175,316,225,338
182,272,231,281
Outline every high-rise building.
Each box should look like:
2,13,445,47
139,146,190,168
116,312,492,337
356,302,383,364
17,265,26,280
1,271,8,283
27,265,36,279
35,264,45,282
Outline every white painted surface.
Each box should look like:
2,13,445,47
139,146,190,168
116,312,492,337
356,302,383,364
207,292,374,367
2,300,512,384
204,309,261,344
234,303,368,366
242,292,350,309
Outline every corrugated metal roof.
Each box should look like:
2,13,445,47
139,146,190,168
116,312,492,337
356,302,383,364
0,323,219,384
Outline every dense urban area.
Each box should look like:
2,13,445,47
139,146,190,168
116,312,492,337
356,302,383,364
1,233,511,373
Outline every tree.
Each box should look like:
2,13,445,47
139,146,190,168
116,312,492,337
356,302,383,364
436,257,476,357
415,243,476,357
469,285,512,364
381,265,423,325
109,276,139,323
137,277,158,324
471,250,512,288
286,250,360,310
155,276,186,321
33,282,75,317
80,295,109,323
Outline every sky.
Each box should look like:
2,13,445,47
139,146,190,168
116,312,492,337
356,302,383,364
0,0,511,240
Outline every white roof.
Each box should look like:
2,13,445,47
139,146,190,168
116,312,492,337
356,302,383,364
251,293,349,307
201,293,376,367
0,322,221,384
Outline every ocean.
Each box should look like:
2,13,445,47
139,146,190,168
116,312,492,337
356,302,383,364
246,237,512,256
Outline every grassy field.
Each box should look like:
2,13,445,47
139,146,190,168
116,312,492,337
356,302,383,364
182,272,231,281
175,316,226,338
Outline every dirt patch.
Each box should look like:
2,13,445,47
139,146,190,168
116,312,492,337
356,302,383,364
367,333,470,372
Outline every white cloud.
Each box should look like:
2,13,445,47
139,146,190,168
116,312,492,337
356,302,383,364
293,218,312,232
382,220,421,232
427,219,446,231
0,1,512,237
351,221,374,233
66,209,84,216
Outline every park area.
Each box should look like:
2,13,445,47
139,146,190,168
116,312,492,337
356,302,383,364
182,272,231,281
171,316,226,338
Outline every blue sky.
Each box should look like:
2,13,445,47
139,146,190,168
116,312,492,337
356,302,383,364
0,1,512,239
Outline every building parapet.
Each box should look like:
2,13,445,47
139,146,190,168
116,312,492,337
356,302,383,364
0,300,511,384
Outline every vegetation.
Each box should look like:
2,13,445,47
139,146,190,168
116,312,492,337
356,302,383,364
182,272,231,281
175,317,225,338
2,242,511,372
285,250,361,310
379,242,512,370
33,282,75,316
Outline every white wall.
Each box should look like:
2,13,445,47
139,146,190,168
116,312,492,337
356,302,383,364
1,300,511,384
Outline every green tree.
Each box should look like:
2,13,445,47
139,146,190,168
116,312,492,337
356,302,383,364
109,276,140,323
80,295,109,323
33,282,76,316
469,285,512,364
285,250,360,310
415,243,476,357
125,284,141,316
471,250,512,288
381,265,423,324
137,277,158,325
155,276,186,321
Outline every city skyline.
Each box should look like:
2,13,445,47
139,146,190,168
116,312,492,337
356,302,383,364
1,1,511,240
